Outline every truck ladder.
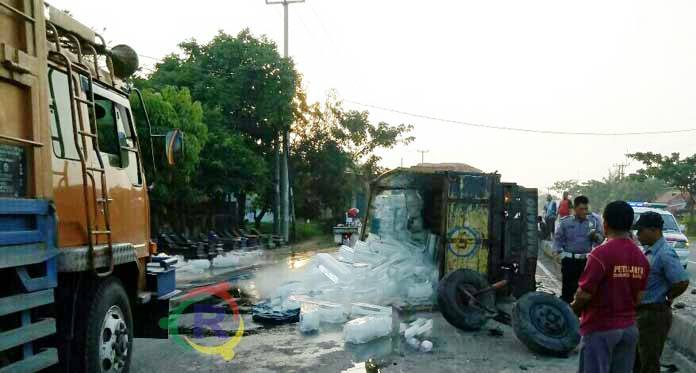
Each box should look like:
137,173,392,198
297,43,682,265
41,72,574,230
46,22,114,277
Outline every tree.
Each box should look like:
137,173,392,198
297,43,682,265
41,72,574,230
291,93,414,221
129,86,208,230
629,152,696,217
551,170,669,213
142,29,299,227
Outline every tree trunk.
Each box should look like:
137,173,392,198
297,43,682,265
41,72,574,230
254,207,267,229
236,192,247,228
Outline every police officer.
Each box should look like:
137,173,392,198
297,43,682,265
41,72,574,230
634,212,689,373
554,195,604,303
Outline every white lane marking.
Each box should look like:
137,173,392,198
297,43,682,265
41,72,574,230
537,260,561,287
688,260,696,265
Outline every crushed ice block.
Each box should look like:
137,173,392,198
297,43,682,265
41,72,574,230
406,337,420,349
353,240,369,252
320,305,348,324
299,307,320,333
405,319,433,339
315,253,351,282
189,259,211,270
406,282,433,302
420,340,433,352
351,303,392,317
212,254,240,268
343,315,392,344
339,245,355,263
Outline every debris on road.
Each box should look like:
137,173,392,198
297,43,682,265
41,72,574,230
343,315,393,344
512,292,580,357
251,299,300,324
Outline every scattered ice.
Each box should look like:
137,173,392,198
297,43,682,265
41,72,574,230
319,305,348,324
420,340,433,352
406,337,420,349
343,316,392,344
404,318,433,339
299,306,320,333
212,254,240,268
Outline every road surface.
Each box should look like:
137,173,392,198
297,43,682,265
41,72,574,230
132,248,579,373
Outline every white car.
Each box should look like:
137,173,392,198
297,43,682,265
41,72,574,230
632,206,690,268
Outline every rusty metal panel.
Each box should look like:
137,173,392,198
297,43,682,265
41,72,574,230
0,0,52,198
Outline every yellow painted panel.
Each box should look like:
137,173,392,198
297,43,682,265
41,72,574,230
445,202,489,275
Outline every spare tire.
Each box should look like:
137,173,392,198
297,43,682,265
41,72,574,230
437,269,495,331
512,291,580,357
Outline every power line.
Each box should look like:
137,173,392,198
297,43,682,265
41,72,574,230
345,100,696,137
138,54,160,61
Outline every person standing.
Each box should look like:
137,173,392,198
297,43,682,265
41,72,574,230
558,191,573,218
572,201,650,373
634,212,689,373
554,195,604,303
543,195,558,240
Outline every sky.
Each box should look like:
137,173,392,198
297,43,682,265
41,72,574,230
50,0,696,193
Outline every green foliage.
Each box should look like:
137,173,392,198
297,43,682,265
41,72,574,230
147,30,296,146
129,86,208,206
132,30,414,234
292,92,413,220
628,152,696,215
551,172,669,212
294,221,325,241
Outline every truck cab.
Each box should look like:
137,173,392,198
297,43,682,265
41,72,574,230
1,1,179,371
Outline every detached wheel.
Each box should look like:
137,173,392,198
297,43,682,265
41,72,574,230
437,269,495,331
75,277,134,373
512,291,579,357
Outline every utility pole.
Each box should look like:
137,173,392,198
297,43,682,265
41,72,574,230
417,150,429,165
613,162,629,180
266,0,304,242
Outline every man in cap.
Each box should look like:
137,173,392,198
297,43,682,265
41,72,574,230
634,212,690,373
554,195,604,303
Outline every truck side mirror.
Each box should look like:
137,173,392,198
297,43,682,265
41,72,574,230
165,129,184,166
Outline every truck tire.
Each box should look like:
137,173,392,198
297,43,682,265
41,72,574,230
437,269,495,331
74,277,134,373
512,291,580,357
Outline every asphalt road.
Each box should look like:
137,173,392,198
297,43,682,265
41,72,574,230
132,249,580,373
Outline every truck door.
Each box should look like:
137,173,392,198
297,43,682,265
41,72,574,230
442,173,500,278
91,84,148,251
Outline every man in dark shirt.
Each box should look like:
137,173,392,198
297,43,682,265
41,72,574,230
571,201,650,373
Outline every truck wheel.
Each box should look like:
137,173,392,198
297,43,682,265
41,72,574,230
512,291,580,357
437,269,495,331
76,277,134,373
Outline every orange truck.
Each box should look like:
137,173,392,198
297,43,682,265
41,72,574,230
1,1,182,371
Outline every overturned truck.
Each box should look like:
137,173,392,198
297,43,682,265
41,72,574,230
360,164,580,356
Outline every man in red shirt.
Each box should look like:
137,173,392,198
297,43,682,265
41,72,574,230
558,191,573,218
571,201,650,373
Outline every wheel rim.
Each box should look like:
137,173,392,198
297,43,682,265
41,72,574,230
529,303,567,337
99,305,129,372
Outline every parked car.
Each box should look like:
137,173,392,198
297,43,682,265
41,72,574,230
630,203,690,268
